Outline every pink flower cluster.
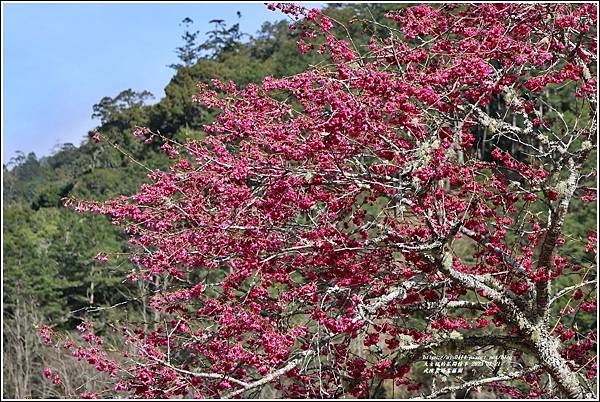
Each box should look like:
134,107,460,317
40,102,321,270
47,2,597,399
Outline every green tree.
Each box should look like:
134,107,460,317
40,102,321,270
169,17,202,70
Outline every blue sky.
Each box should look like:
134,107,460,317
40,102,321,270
2,2,321,162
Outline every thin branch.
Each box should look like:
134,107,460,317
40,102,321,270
549,280,596,306
222,350,316,399
417,365,541,399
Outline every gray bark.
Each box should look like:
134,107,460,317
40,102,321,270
533,140,593,323
436,250,591,399
527,330,591,399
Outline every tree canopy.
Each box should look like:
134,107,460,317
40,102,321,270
4,3,597,399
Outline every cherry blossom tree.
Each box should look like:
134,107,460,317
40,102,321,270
43,3,597,399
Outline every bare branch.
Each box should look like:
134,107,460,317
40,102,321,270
416,365,542,399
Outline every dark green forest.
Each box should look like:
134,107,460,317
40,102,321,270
2,4,596,398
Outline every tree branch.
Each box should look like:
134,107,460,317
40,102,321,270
549,279,596,307
433,251,535,335
535,148,591,323
416,365,541,399
222,350,316,399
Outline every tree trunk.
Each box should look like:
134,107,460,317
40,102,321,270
528,329,589,399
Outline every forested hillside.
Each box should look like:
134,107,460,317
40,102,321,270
3,3,596,399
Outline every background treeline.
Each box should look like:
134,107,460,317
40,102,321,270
2,4,595,398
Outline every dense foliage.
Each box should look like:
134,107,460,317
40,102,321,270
4,3,598,399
